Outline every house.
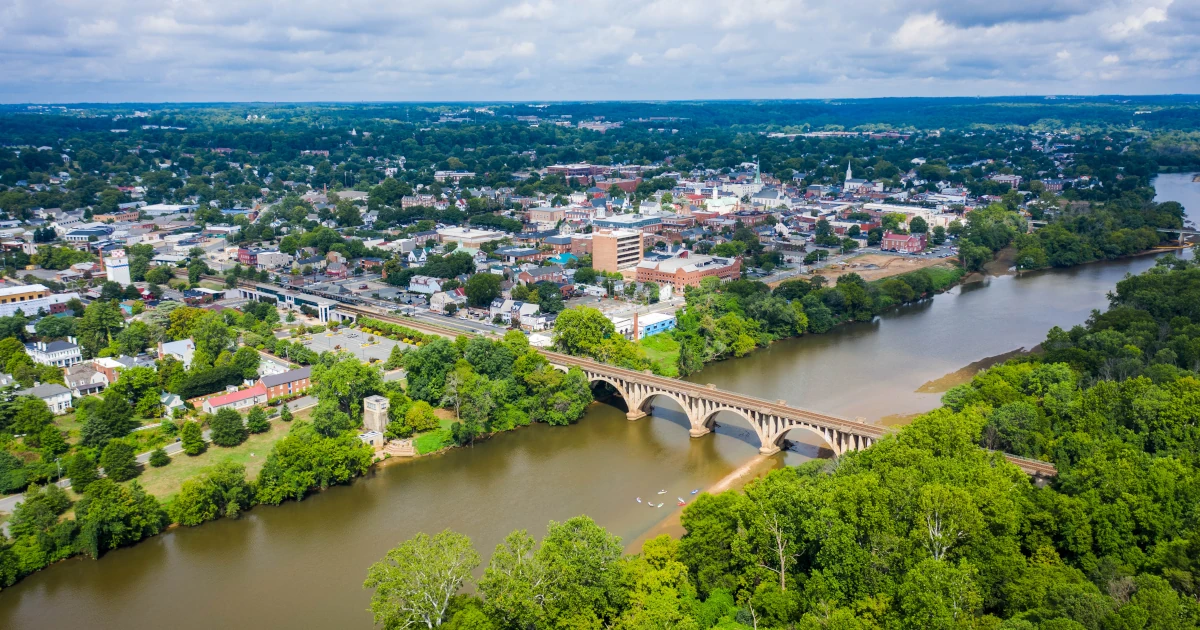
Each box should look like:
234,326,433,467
429,289,467,313
158,339,196,369
202,382,268,414
160,392,185,417
258,366,312,399
64,363,108,397
93,355,156,384
517,265,565,286
24,338,83,368
15,383,73,415
882,232,927,253
408,275,443,295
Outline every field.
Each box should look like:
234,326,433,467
129,409,305,501
777,254,958,285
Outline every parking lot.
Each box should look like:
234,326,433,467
298,327,411,363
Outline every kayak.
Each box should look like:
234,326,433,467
636,497,642,503
690,489,699,494
657,490,666,494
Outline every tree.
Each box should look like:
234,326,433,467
115,320,154,356
246,406,270,434
11,396,53,441
553,306,617,356
384,344,405,370
99,440,139,482
66,451,100,492
209,408,248,447
255,422,373,504
465,273,502,308
148,447,170,468
181,420,206,455
231,346,261,380
279,405,293,422
169,461,253,526
364,530,482,630
312,356,382,422
910,216,929,234
74,479,168,559
76,300,125,358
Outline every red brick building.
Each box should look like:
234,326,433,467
258,366,312,399
882,232,927,253
635,252,741,290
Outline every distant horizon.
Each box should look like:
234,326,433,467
6,94,1200,108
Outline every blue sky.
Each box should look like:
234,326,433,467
0,0,1195,103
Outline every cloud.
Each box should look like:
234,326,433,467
0,0,1194,102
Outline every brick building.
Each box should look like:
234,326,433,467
259,366,312,399
635,251,741,290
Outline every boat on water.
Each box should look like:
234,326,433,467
690,489,699,494
636,497,642,503
657,489,666,494
677,498,687,505
657,503,665,508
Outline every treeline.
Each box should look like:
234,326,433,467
668,266,963,376
361,256,1200,630
1014,194,1185,270
0,353,391,590
400,331,593,445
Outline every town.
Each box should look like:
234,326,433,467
0,98,1198,630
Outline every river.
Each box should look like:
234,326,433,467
1,174,1196,629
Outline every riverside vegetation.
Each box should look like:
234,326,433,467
363,251,1200,630
0,327,595,590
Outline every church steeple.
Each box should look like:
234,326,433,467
845,159,853,182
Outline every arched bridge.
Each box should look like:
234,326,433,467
333,304,1057,478
543,350,885,457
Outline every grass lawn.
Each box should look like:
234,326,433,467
129,416,295,501
55,412,84,445
414,419,454,455
639,334,680,377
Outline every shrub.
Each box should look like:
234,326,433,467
99,440,139,482
148,448,171,468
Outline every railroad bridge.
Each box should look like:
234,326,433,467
543,350,886,456
330,302,1057,477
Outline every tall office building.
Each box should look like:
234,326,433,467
591,229,643,273
104,249,132,286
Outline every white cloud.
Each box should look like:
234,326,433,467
0,0,1194,102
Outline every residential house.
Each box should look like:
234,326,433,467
429,288,467,313
24,338,83,368
408,275,443,295
517,266,565,285
158,339,196,369
16,383,73,415
64,363,108,397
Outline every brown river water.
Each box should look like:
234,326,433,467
0,174,1196,629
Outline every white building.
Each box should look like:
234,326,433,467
25,338,83,368
408,275,443,295
436,227,505,248
15,383,73,415
104,249,132,286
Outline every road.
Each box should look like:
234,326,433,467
0,397,317,515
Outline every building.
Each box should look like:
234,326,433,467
433,170,475,183
93,355,155,384
158,339,196,369
0,284,52,317
93,210,140,222
259,366,312,399
592,212,665,234
24,338,83,368
64,363,108,396
609,312,677,340
592,229,643,273
527,206,565,224
16,383,73,415
635,251,741,290
408,275,443,295
104,249,132,286
363,395,389,433
882,232,927,253
437,227,505,248
202,383,268,414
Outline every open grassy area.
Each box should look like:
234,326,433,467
639,333,680,377
129,416,296,501
413,418,454,455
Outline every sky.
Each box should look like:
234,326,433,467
0,0,1196,103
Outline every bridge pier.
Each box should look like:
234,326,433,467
626,409,647,421
689,425,710,438
758,443,781,455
